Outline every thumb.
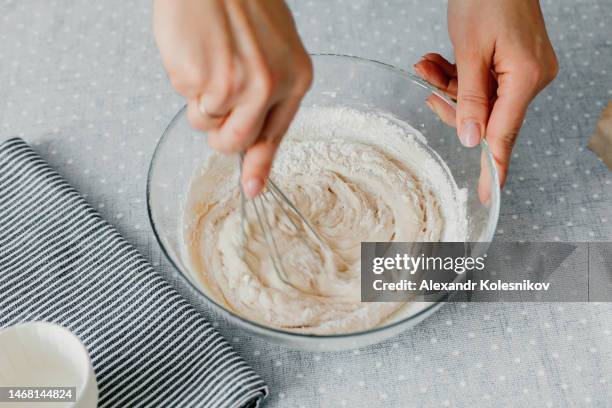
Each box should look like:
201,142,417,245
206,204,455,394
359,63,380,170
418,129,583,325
484,75,534,188
477,71,535,204
455,55,493,147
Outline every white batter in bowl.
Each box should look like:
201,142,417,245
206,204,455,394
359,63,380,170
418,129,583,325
181,106,468,335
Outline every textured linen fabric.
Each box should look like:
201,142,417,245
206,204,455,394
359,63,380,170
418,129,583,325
0,0,610,407
0,138,268,408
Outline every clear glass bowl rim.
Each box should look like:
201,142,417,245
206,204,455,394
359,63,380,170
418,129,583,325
146,53,501,340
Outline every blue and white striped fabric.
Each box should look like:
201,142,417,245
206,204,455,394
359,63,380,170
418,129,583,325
0,138,268,408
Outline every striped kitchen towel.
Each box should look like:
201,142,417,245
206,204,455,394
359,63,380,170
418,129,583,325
0,138,268,408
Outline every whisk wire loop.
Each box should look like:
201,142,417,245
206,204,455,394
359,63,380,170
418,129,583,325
237,153,329,291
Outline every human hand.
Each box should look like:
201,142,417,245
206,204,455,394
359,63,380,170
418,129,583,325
414,0,558,203
154,0,312,197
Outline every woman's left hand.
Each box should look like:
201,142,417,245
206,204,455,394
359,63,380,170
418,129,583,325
414,0,558,202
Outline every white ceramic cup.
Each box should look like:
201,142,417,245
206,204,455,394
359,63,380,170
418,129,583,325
0,322,98,407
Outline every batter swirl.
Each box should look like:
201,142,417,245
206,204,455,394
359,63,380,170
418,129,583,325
182,107,467,334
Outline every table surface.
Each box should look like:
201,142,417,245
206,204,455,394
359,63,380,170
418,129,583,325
1,0,611,407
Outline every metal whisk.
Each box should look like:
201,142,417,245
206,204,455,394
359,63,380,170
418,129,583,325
238,153,329,291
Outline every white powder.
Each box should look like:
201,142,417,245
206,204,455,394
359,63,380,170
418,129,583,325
181,106,468,334
276,106,468,242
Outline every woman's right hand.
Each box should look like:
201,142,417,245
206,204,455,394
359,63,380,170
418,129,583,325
154,0,312,198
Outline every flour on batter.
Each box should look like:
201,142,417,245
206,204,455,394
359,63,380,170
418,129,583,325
181,106,468,335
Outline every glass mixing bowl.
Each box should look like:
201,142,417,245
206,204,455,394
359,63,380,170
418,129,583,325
147,54,500,351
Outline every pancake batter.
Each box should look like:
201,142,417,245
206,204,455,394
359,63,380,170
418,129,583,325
182,106,467,334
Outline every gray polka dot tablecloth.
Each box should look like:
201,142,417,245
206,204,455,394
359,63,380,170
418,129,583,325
0,0,610,407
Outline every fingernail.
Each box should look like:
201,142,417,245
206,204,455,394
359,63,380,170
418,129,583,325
198,95,208,116
481,191,491,208
414,64,425,77
425,100,436,114
459,121,481,147
244,178,263,198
